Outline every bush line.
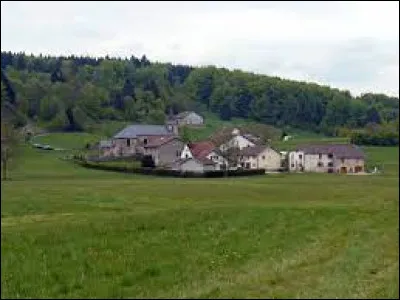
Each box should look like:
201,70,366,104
72,158,266,178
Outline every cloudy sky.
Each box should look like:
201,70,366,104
1,1,399,97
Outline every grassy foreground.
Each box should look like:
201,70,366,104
1,141,399,298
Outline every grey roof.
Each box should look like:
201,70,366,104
239,145,268,156
113,124,174,139
296,144,365,159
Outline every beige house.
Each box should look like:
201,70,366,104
289,144,365,174
238,145,281,171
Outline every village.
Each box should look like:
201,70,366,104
95,111,367,175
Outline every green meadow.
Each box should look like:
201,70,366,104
1,133,398,298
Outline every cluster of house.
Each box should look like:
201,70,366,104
97,111,366,174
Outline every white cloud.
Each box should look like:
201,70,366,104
1,1,399,96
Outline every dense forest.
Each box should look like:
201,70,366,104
1,51,399,137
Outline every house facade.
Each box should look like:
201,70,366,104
238,146,281,171
142,136,186,167
167,157,216,173
289,144,365,173
110,124,178,157
169,111,204,126
180,144,193,159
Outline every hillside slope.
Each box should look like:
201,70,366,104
1,51,398,136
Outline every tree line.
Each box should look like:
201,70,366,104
1,51,399,136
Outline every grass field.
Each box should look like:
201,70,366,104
31,132,105,150
1,137,399,298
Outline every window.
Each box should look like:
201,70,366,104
291,164,294,168
144,138,148,145
127,139,130,147
319,153,322,159
262,155,265,160
328,162,333,167
328,153,333,159
299,154,303,159
176,150,180,157
185,154,189,158
317,162,324,167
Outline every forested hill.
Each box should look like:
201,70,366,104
1,51,399,135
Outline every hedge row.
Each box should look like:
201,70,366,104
350,128,399,146
73,159,266,178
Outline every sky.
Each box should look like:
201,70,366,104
1,1,399,97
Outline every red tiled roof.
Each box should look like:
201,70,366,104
188,141,216,159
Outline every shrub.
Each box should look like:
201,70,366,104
141,155,155,168
227,169,266,176
74,160,266,178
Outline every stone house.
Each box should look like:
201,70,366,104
238,145,281,171
168,111,204,127
289,144,366,174
111,124,178,156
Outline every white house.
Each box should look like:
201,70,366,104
180,144,193,159
289,144,366,174
219,129,256,151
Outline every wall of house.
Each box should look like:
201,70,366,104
180,159,205,173
335,158,365,173
303,154,334,172
257,148,281,171
239,155,258,169
156,139,185,166
181,113,204,125
180,145,193,159
112,138,138,156
206,151,227,170
289,151,305,172
203,164,216,171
